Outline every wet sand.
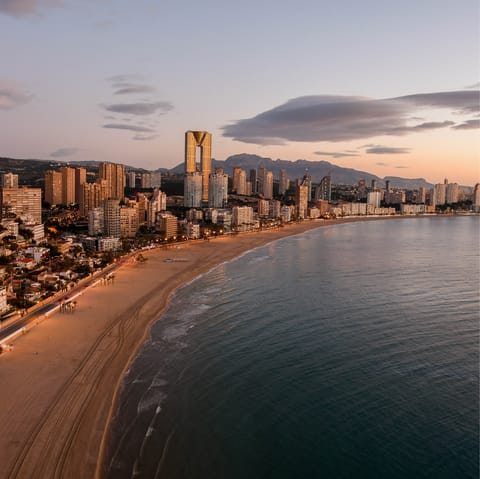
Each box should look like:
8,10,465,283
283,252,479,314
0,217,409,479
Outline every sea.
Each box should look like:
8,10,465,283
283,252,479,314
105,216,479,479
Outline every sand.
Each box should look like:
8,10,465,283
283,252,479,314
0,217,409,479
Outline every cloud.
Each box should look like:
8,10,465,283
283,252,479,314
132,134,159,141
114,84,156,95
0,81,33,109
50,147,81,158
365,145,411,155
395,166,409,169
0,0,63,17
103,101,173,116
103,123,155,133
222,90,479,145
314,150,359,158
376,162,388,166
452,119,480,130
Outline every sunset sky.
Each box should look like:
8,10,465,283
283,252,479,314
1,0,479,185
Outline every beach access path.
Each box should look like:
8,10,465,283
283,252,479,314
0,217,406,479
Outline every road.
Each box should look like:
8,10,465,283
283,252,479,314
0,259,126,344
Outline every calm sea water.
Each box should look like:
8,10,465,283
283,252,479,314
106,216,479,479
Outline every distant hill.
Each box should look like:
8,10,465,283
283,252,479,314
171,154,434,189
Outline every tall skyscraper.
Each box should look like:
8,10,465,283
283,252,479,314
44,170,62,205
315,175,331,202
208,170,228,208
75,168,87,204
264,171,273,199
279,169,289,196
103,199,121,237
126,171,136,189
99,162,125,200
237,169,247,195
61,166,76,205
446,183,459,204
80,181,108,217
232,167,243,193
295,177,309,219
141,173,152,189
185,130,211,203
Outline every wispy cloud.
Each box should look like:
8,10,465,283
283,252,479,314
0,0,63,17
364,145,411,155
102,101,173,116
376,162,389,166
222,90,479,145
314,150,359,158
452,119,480,130
395,165,409,169
50,147,81,158
103,123,155,133
100,75,173,140
114,84,156,95
132,134,159,141
0,80,33,109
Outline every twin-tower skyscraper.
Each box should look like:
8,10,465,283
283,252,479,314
184,130,212,204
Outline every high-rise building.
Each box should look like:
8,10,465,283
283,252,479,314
232,167,243,193
0,187,42,224
88,207,104,235
258,167,266,196
185,130,211,203
127,171,137,189
473,183,480,213
279,169,289,196
231,206,254,231
208,171,228,208
44,170,62,205
99,162,125,200
61,166,76,205
120,204,139,238
433,183,446,205
75,168,87,204
151,172,162,188
2,173,19,188
367,191,381,208
249,169,257,194
103,199,121,237
141,173,152,189
315,175,331,202
295,177,309,219
184,172,203,208
156,213,178,239
264,171,273,199
257,199,270,217
446,183,459,204
147,188,167,227
80,181,108,217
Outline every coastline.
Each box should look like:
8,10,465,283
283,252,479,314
0,216,438,479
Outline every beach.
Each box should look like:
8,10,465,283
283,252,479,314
0,217,413,479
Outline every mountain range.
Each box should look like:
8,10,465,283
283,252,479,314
0,155,435,190
171,154,434,189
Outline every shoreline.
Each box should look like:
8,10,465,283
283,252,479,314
0,215,453,479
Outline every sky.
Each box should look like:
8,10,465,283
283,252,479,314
1,0,479,185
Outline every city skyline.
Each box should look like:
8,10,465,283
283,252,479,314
1,0,479,185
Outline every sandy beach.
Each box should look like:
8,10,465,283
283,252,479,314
0,217,411,479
